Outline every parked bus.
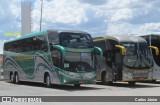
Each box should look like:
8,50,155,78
3,30,102,87
93,35,159,85
141,35,160,81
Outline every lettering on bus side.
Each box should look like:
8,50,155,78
4,32,20,37
15,56,33,60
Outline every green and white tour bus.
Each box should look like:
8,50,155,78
93,35,159,85
141,35,160,81
3,30,102,87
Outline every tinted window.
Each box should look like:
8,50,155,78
106,40,118,50
94,40,106,51
150,35,160,67
5,35,48,53
105,40,118,67
60,33,93,48
4,42,16,52
47,31,59,44
33,35,48,51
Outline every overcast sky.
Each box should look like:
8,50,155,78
0,0,160,54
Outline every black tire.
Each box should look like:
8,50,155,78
46,75,51,88
15,73,20,84
102,73,113,85
10,73,14,83
74,84,81,88
101,72,106,84
106,81,113,85
128,81,136,86
152,80,156,83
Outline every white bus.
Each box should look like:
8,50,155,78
94,35,159,85
3,30,102,87
141,35,160,81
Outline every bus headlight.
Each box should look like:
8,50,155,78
64,79,67,83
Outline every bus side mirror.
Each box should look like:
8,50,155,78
149,46,159,56
115,45,126,55
53,45,65,58
94,47,103,59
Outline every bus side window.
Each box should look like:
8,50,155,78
35,35,48,52
47,31,59,44
4,42,12,52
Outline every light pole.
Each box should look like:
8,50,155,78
40,0,43,31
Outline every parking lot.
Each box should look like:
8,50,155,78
0,81,160,105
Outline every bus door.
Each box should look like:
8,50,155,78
106,40,120,81
50,45,62,69
115,47,123,80
94,40,106,80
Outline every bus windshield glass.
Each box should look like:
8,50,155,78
150,35,160,67
63,52,94,72
122,43,152,68
60,33,94,48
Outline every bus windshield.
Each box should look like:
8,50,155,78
63,52,94,72
122,43,152,68
150,36,160,67
60,33,94,48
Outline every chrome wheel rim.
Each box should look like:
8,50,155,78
11,74,14,82
15,74,18,83
46,76,50,86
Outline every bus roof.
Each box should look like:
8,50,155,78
93,35,147,43
47,29,89,34
140,34,160,37
4,30,89,43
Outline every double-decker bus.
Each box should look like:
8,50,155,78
93,35,159,85
3,30,102,87
141,35,160,81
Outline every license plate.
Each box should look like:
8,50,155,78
133,73,148,77
138,77,144,80
79,81,85,84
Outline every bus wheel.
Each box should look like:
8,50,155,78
152,80,156,83
102,73,113,85
102,72,106,84
106,81,113,85
128,81,136,86
46,75,51,88
74,84,81,88
15,73,20,84
10,73,14,83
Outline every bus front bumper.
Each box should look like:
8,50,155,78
59,71,96,84
122,68,152,81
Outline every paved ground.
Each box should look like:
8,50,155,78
0,81,160,105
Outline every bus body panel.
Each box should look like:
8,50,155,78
96,55,113,81
3,52,61,84
141,35,160,80
94,35,153,83
3,30,100,86
152,61,160,80
122,67,152,81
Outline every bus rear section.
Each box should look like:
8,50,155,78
94,36,158,85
